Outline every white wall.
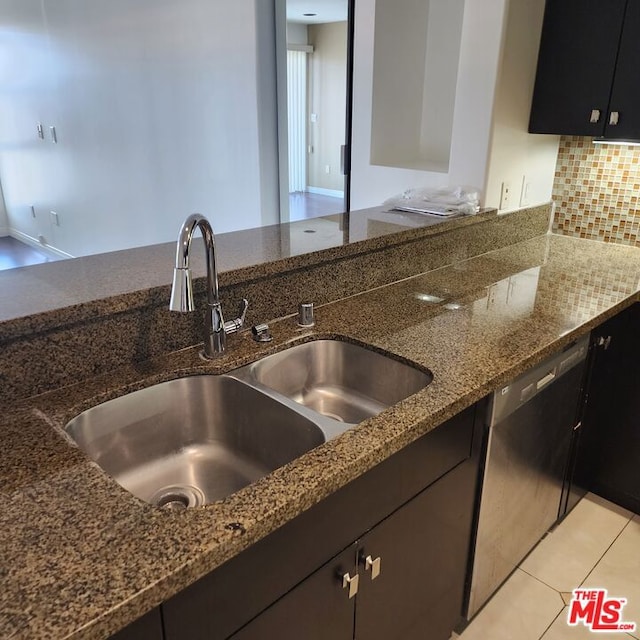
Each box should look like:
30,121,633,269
484,0,560,212
0,0,279,258
256,2,282,227
419,0,466,169
0,181,8,235
350,0,508,209
369,0,464,173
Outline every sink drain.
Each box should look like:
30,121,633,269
319,410,346,422
151,485,206,510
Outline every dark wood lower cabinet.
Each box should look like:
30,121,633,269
355,460,476,640
228,544,358,640
230,459,475,640
578,303,640,514
116,402,483,640
109,609,163,640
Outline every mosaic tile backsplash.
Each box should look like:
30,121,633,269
552,136,640,247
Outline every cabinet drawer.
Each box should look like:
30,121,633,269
163,403,479,640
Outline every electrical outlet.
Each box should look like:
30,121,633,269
325,165,331,174
50,210,60,226
499,181,513,210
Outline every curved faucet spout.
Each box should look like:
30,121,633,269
169,213,247,359
172,213,219,308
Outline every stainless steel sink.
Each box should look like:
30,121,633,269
65,375,325,509
233,340,432,425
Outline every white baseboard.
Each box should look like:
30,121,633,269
306,186,345,199
10,228,74,260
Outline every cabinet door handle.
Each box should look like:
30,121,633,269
590,109,601,123
365,555,382,580
597,335,612,350
341,572,359,599
609,111,619,126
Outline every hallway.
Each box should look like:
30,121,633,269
0,236,54,270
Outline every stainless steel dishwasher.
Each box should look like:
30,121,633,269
466,335,589,619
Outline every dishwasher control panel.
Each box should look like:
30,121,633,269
490,335,589,425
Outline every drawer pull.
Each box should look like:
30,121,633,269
342,572,359,599
365,555,382,580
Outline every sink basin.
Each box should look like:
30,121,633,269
65,375,325,508
233,340,432,425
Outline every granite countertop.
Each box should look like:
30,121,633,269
0,205,491,331
2,232,640,640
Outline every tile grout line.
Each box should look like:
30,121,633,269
537,604,568,640
578,515,635,588
525,501,637,639
519,566,565,595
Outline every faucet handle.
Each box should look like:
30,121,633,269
223,298,249,335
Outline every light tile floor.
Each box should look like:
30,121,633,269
456,494,639,640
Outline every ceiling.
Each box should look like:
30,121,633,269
286,0,348,24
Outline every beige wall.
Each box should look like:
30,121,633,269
307,22,347,193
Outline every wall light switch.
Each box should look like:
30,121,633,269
30,205,36,219
50,210,60,226
310,113,318,123
37,123,44,140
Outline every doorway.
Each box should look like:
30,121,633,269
278,0,354,222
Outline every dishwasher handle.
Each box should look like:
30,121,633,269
536,369,556,390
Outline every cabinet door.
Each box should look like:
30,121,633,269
579,304,640,513
606,0,640,139
529,0,627,136
355,460,476,640
163,405,476,640
109,609,164,640
228,544,357,640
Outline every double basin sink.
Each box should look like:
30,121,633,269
65,340,432,509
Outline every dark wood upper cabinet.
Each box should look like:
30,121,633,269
529,0,637,137
607,0,640,139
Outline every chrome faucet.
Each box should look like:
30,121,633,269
170,213,248,358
